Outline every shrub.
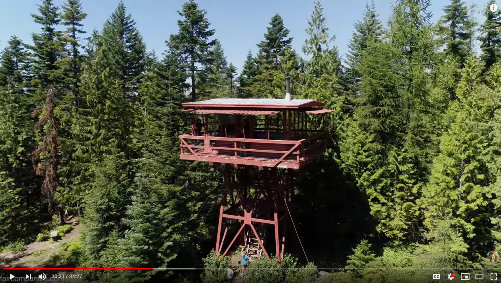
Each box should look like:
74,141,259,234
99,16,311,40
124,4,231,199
201,250,232,283
2,240,26,253
36,232,50,242
286,262,318,283
245,254,317,283
56,225,73,237
47,239,83,266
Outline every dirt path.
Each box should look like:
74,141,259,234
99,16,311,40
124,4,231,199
0,222,82,268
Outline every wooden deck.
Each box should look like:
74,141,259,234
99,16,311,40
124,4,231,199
179,134,325,169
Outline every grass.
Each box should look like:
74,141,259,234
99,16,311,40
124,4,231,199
46,239,83,266
36,224,74,242
2,240,26,253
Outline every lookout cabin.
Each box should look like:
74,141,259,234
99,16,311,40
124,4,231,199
179,97,332,169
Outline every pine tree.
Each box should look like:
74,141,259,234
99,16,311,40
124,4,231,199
437,0,474,67
55,0,87,218
0,172,22,246
169,0,215,101
31,0,62,89
479,0,501,70
200,40,231,99
80,2,147,266
258,14,292,68
346,1,383,88
0,37,38,241
300,1,343,109
226,63,237,96
0,36,32,89
238,51,259,98
250,14,296,98
59,0,87,96
115,55,186,278
32,87,62,222
421,58,498,258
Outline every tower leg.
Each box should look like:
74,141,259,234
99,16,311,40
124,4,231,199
274,212,280,262
215,205,224,253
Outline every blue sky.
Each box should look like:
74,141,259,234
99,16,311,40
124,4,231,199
0,0,494,72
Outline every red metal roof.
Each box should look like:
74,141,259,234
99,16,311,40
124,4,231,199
183,98,324,109
184,109,280,115
306,109,334,114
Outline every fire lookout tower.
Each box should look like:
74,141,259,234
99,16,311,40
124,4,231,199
179,80,332,262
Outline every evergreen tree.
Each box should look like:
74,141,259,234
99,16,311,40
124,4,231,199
238,51,259,98
437,0,474,67
479,0,501,70
250,14,296,98
300,1,343,109
421,58,498,259
31,0,62,89
169,0,215,101
0,37,37,242
0,36,32,89
0,173,22,246
80,2,146,267
258,14,292,68
115,53,186,279
56,0,87,217
226,63,237,96
58,0,87,96
32,87,62,222
346,1,383,89
200,40,231,99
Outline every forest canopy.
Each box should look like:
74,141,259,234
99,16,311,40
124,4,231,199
0,0,500,281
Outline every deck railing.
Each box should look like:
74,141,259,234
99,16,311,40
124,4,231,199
179,134,324,168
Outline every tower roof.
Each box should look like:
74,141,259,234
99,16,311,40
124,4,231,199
182,98,324,109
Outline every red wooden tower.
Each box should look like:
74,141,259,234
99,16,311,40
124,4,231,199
179,81,331,262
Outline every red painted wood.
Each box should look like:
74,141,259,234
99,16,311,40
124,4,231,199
189,109,280,115
222,213,276,225
274,212,279,262
250,223,270,260
215,205,224,253
179,134,303,145
182,101,324,109
180,153,303,169
219,227,228,254
222,223,245,257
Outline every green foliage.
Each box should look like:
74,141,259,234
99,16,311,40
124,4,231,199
199,40,234,99
31,0,62,88
36,232,50,242
245,14,297,98
47,239,83,266
56,224,73,236
3,0,501,278
422,58,499,259
479,0,501,70
2,240,26,253
437,0,474,67
36,224,73,241
346,240,376,271
345,1,383,88
244,255,317,283
0,173,22,246
201,251,231,283
169,0,215,101
300,2,343,111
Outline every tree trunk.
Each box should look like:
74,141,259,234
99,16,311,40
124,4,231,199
191,60,196,101
59,208,65,225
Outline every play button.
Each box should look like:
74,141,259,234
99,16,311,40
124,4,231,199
10,274,15,279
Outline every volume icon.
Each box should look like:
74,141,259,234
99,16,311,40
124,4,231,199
38,273,47,280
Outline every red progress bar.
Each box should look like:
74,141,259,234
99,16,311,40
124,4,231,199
3,268,153,270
